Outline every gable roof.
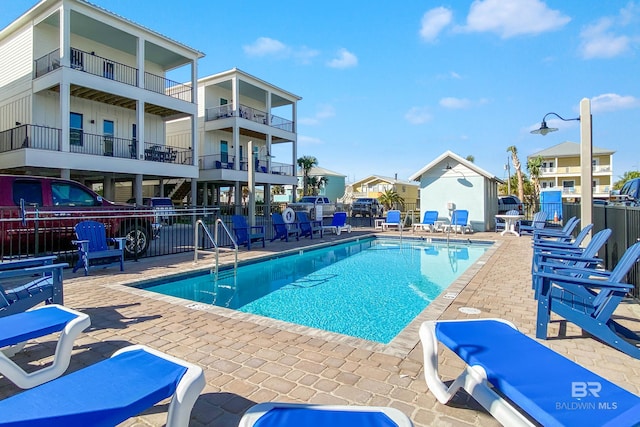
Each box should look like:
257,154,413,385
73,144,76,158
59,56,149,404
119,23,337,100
352,175,419,188
298,166,346,177
409,150,500,182
528,141,615,158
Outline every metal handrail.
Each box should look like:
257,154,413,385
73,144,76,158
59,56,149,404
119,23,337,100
193,219,238,275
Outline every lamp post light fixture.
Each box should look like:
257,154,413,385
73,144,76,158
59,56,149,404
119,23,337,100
531,98,592,240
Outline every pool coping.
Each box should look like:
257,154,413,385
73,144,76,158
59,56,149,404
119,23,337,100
99,233,502,358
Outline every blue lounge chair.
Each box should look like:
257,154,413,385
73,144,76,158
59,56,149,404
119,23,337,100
297,211,323,239
535,241,640,358
239,402,413,427
271,213,300,242
322,212,351,235
0,257,67,318
0,345,205,427
413,210,438,233
531,227,610,299
532,223,594,254
231,215,265,250
0,304,89,389
518,211,547,236
446,209,472,234
72,220,125,275
420,318,640,426
382,210,402,231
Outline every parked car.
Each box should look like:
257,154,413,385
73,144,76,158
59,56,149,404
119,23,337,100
0,175,160,258
287,196,337,219
350,198,383,217
498,195,523,215
612,178,640,206
127,197,177,225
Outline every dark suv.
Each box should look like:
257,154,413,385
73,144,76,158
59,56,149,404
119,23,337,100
351,198,383,217
498,195,523,215
0,175,160,258
615,178,640,206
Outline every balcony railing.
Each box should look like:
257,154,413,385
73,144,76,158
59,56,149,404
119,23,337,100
34,48,193,102
0,125,61,152
0,124,191,165
205,104,294,132
198,153,293,176
540,165,613,175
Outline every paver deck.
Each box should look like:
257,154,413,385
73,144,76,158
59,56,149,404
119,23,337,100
2,228,640,426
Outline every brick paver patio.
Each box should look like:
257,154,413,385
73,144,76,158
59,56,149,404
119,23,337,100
2,228,640,426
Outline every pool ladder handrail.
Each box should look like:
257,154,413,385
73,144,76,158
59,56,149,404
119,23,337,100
194,219,238,275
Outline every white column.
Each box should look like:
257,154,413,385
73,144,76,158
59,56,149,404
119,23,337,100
191,59,198,166
60,169,70,180
59,5,70,68
59,5,71,153
580,98,593,241
137,37,145,88
136,99,144,160
248,140,256,226
135,174,143,204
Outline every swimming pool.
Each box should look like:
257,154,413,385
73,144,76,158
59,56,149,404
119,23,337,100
136,237,488,343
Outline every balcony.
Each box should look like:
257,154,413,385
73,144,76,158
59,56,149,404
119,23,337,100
34,48,193,103
205,104,294,132
540,164,613,176
0,124,192,165
199,153,294,176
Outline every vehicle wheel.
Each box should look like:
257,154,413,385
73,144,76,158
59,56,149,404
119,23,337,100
123,224,149,258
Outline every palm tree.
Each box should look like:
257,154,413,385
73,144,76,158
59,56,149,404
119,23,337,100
465,155,475,163
507,146,525,202
378,189,404,211
297,156,318,197
614,171,640,190
527,155,543,209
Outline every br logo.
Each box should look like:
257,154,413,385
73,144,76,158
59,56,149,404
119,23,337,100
572,382,602,398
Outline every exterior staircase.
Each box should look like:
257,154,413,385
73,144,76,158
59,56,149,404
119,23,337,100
168,179,191,203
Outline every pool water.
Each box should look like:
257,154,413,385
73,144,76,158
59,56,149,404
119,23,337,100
137,237,488,343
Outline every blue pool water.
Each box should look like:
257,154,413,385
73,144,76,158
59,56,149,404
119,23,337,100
137,238,488,343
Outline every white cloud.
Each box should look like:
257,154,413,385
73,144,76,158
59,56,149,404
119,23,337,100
591,93,640,113
419,7,453,43
327,48,358,68
580,6,634,59
243,37,289,57
293,46,321,64
405,107,432,124
440,97,472,109
460,0,570,38
299,104,336,125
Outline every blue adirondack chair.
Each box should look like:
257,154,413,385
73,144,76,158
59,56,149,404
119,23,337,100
72,220,125,276
231,215,265,250
532,227,611,299
533,216,579,243
271,213,300,242
518,211,547,235
297,211,323,239
535,241,640,358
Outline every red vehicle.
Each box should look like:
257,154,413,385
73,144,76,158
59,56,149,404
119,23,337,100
0,174,160,259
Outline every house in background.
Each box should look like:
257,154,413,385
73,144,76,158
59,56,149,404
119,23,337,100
409,151,501,232
166,68,300,211
527,141,614,201
343,175,419,208
0,0,203,201
297,166,346,201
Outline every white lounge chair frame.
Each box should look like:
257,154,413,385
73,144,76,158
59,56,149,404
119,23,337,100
419,319,536,427
0,304,90,389
239,402,413,427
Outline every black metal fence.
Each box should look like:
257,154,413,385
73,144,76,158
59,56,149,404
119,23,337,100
544,203,640,298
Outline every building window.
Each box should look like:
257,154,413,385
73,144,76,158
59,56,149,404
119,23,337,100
70,112,83,146
103,120,114,156
220,140,228,163
562,180,575,193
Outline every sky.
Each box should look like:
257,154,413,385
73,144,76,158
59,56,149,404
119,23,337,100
2,0,639,184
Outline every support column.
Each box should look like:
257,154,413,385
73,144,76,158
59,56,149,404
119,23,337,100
103,176,114,201
580,98,593,242
191,179,198,207
135,174,143,204
60,169,70,180
159,178,165,197
248,141,255,225
234,181,242,215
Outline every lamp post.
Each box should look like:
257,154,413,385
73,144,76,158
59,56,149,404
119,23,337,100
531,98,592,239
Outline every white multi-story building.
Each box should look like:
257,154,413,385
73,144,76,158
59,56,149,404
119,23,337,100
0,0,202,201
167,68,300,209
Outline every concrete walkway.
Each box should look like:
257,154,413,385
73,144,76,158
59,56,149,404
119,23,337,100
2,228,640,426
